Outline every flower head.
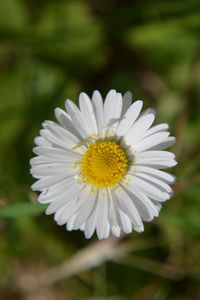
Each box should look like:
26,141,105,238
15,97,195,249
30,90,177,239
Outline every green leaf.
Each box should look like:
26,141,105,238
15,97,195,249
0,202,47,219
0,0,27,31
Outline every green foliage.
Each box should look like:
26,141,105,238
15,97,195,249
0,0,200,299
0,202,46,219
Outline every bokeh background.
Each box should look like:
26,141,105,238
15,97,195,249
0,0,200,299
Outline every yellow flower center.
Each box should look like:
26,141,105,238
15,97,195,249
81,140,128,188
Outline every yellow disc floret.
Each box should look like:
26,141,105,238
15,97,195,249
81,140,128,188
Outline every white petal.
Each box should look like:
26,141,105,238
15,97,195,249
134,150,175,160
142,123,169,139
118,209,132,234
67,214,77,231
56,196,83,226
135,166,176,183
43,121,80,146
73,188,97,229
40,129,75,151
65,99,88,138
133,132,170,152
55,199,76,225
131,176,170,202
111,225,121,237
45,183,83,215
133,188,160,218
38,177,76,203
34,136,51,146
123,184,155,221
116,100,143,136
136,172,172,193
84,200,98,239
96,193,109,239
150,136,176,150
31,174,70,191
30,155,76,166
104,222,111,239
107,190,118,227
121,91,132,116
33,146,81,159
55,108,82,139
135,158,177,169
80,223,85,231
103,90,122,135
41,182,79,207
30,163,76,178
54,205,65,222
124,112,155,146
115,186,143,229
104,90,116,125
79,92,98,135
92,90,104,137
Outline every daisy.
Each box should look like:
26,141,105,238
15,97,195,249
30,90,177,239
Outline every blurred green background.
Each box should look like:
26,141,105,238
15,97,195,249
0,0,200,299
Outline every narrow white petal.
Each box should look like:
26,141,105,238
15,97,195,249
43,121,80,146
45,183,83,215
84,200,98,239
136,172,172,193
96,194,109,240
104,90,117,125
131,176,170,202
67,214,77,231
39,182,77,204
134,150,175,160
79,223,85,231
30,155,77,166
111,225,121,237
30,163,76,177
107,190,118,227
133,226,145,233
56,196,84,226
38,177,75,203
104,91,122,135
133,132,170,152
116,100,143,136
152,201,162,214
124,112,155,146
150,136,176,150
65,99,88,138
73,188,97,229
121,91,132,116
34,136,51,146
122,184,154,221
54,205,65,222
40,129,75,151
33,146,81,159
135,166,176,183
142,123,169,139
79,92,98,135
31,174,70,191
132,188,160,218
115,186,143,229
135,158,177,169
55,108,82,139
55,198,77,225
92,90,104,137
104,222,111,239
118,209,132,234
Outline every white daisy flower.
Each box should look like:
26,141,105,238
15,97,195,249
30,90,177,239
